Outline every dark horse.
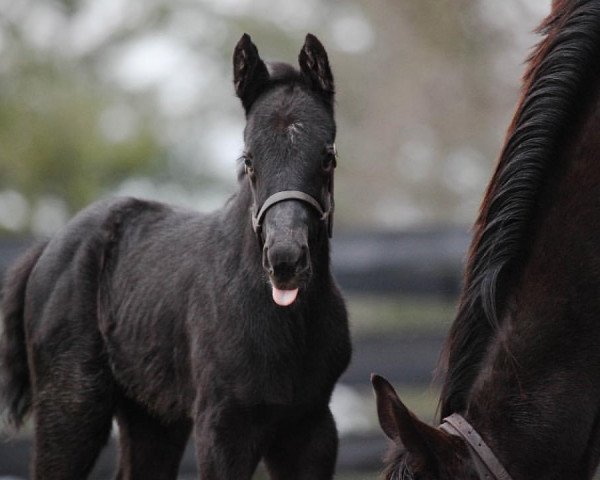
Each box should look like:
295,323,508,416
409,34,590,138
373,1,600,479
0,34,351,480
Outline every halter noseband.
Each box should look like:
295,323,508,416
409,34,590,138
440,414,513,480
252,190,332,237
247,145,336,244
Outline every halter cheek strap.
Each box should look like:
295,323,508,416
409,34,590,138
440,414,514,480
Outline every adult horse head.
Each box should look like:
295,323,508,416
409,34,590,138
233,33,337,306
372,374,482,480
374,1,600,479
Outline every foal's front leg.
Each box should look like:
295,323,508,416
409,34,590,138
263,407,338,480
194,404,263,480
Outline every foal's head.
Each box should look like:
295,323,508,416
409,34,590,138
372,375,480,480
233,34,337,307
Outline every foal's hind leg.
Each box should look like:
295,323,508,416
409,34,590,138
264,407,338,480
30,355,116,480
115,397,192,480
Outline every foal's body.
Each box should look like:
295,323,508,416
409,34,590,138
1,34,350,480
27,194,347,478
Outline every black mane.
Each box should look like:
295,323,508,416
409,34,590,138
267,61,303,83
439,0,600,417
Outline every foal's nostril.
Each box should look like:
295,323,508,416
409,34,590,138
265,243,309,282
262,247,274,275
295,245,310,273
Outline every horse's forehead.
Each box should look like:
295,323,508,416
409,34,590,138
271,109,301,132
247,87,333,140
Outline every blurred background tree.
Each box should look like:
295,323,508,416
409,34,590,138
0,0,548,234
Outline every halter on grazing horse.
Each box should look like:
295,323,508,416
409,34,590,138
374,1,600,479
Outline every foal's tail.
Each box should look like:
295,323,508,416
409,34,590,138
0,241,47,430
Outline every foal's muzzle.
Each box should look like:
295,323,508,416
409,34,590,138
262,235,311,307
260,201,312,307
263,242,310,285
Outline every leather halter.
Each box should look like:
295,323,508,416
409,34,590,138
252,190,332,238
440,414,513,480
248,145,336,244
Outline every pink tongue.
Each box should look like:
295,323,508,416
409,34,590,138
272,287,299,306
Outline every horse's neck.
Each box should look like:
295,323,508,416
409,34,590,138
466,73,600,479
221,183,263,272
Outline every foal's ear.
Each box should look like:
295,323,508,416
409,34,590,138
298,33,335,104
372,374,446,463
233,33,270,113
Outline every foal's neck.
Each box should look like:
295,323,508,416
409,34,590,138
223,182,263,268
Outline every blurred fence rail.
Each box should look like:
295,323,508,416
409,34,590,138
332,227,468,296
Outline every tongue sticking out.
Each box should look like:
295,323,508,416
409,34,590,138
272,286,299,307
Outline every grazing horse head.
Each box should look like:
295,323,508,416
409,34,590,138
372,375,480,480
233,33,337,306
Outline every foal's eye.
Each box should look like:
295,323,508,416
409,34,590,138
243,155,254,175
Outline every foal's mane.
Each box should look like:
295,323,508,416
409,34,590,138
439,0,600,418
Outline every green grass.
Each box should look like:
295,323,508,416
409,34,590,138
341,383,440,431
346,294,456,335
391,385,440,423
